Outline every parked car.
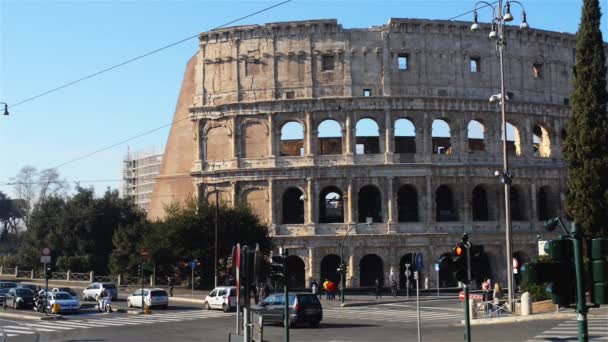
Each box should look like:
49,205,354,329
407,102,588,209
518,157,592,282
82,282,117,301
252,293,322,328
17,284,39,292
6,288,34,309
52,287,77,298
46,291,81,313
0,282,18,298
127,288,168,309
203,286,237,312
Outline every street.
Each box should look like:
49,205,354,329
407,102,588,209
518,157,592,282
0,295,606,342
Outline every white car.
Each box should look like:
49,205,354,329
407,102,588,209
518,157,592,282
47,291,81,313
82,282,118,301
204,286,237,312
127,288,168,309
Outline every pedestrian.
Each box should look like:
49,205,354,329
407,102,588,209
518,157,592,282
311,280,318,295
323,279,330,300
327,281,336,300
167,276,175,297
481,278,491,302
391,280,398,297
375,278,382,300
493,283,503,305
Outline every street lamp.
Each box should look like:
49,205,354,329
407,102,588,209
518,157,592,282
339,221,371,303
471,0,529,313
0,102,8,116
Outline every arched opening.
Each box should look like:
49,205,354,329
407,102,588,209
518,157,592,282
280,121,304,157
206,126,231,161
359,254,383,287
319,186,344,223
533,124,551,158
243,121,268,158
436,185,457,221
285,255,306,289
468,120,485,152
355,118,380,154
432,119,452,155
537,186,555,221
317,119,342,155
282,188,304,224
472,185,489,221
358,185,382,223
394,118,416,153
438,253,457,287
502,122,522,157
397,185,418,222
510,185,526,221
320,254,341,285
399,253,419,291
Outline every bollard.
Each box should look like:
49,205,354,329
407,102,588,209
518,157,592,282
521,292,532,316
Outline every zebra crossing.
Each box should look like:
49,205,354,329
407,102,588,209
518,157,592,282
526,317,608,342
0,310,232,338
323,303,462,325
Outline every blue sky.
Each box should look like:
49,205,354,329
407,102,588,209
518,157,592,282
1,0,606,198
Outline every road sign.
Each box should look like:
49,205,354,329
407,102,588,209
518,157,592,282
459,291,483,301
434,263,440,271
459,291,465,301
41,247,51,256
40,255,51,263
190,260,199,270
416,253,424,271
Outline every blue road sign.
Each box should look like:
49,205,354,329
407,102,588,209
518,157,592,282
190,260,199,270
416,253,424,271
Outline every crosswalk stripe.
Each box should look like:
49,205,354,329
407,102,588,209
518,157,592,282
1,329,36,334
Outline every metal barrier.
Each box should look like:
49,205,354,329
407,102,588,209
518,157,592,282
70,272,90,281
51,272,68,280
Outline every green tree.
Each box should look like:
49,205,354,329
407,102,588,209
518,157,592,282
108,220,150,276
563,0,608,236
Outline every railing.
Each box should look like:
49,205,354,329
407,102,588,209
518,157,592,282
94,275,117,283
70,272,90,281
51,272,67,280
16,270,31,279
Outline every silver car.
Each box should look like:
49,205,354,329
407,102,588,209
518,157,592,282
127,288,168,309
82,282,118,301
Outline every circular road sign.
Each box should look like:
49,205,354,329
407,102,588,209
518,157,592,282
41,247,51,256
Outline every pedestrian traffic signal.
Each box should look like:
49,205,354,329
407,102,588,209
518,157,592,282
269,252,286,281
591,238,608,305
521,238,575,306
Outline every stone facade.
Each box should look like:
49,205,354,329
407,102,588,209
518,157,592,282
150,18,603,289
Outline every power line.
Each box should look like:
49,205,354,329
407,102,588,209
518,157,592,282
7,0,292,109
447,1,499,21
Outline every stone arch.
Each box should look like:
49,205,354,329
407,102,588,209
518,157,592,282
472,185,489,221
397,184,418,222
467,119,485,152
394,118,416,153
320,254,341,285
438,252,457,287
510,185,527,221
435,185,457,221
355,118,380,154
285,255,306,289
242,187,267,222
282,187,304,224
358,185,383,223
533,123,551,158
399,253,419,290
503,121,522,157
319,186,344,223
280,121,304,156
537,185,556,221
241,119,269,159
205,124,231,161
359,254,384,287
432,119,452,155
317,119,343,155
206,190,230,205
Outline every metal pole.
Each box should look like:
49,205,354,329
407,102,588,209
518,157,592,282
571,222,589,342
141,264,144,313
415,271,421,342
214,190,219,288
436,267,440,297
191,265,194,297
283,249,289,342
44,263,48,315
340,225,355,304
464,284,471,342
497,0,515,312
405,264,410,299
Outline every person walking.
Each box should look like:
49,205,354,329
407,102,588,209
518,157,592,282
327,281,336,300
391,280,398,297
167,276,175,297
311,280,318,296
323,279,330,300
375,278,382,300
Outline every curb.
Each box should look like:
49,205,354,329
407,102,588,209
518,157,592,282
169,297,204,305
0,311,63,321
461,312,576,325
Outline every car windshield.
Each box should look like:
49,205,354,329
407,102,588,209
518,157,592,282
16,289,33,296
54,293,72,300
151,290,167,297
103,284,116,289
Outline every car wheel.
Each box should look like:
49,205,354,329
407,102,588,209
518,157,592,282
222,303,230,313
204,302,211,310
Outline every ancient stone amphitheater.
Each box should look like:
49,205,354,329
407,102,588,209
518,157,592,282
149,18,576,289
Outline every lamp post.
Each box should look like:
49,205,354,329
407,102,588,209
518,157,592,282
0,102,8,116
339,221,370,303
214,188,219,288
471,0,528,313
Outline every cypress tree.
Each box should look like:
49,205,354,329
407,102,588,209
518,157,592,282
563,0,608,236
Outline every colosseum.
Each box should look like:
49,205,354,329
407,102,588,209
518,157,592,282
149,18,575,289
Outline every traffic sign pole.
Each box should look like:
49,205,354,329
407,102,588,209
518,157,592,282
435,263,440,297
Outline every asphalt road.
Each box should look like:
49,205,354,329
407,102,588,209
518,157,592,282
0,297,606,342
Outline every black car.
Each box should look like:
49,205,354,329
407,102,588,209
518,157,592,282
0,282,18,297
253,293,322,328
17,284,39,292
6,288,35,309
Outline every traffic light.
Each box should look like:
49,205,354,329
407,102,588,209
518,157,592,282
45,266,52,280
269,251,286,281
451,235,469,284
591,238,608,305
521,238,575,306
337,263,348,275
